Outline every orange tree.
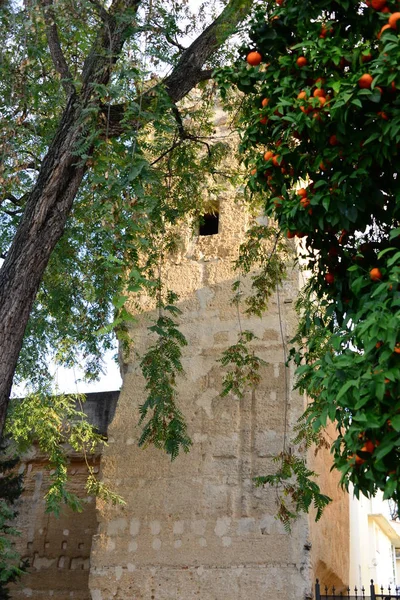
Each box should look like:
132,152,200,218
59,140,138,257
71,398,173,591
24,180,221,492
216,0,400,511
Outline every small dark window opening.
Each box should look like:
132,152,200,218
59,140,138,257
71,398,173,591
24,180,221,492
199,212,219,236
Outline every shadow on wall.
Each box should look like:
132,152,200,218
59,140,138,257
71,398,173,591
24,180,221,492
315,559,348,594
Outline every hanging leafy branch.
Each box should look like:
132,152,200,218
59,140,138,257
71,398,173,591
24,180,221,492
219,223,290,399
139,293,191,459
255,452,331,532
219,330,266,399
234,223,292,316
4,392,124,515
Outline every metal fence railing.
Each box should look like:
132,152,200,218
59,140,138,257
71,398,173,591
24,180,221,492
316,579,400,599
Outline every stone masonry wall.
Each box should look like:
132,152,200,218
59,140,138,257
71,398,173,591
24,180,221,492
10,454,99,600
89,195,312,600
9,392,119,600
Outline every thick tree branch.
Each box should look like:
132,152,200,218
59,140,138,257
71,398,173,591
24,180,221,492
165,32,185,52
0,194,21,207
164,0,252,103
150,139,183,166
198,69,214,81
87,0,111,23
40,0,74,95
2,209,23,217
171,105,185,139
101,0,253,136
0,193,30,210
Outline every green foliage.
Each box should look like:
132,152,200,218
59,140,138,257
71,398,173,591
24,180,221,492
219,223,290,399
5,392,124,515
219,330,266,398
217,0,400,514
255,452,331,532
234,224,291,316
0,0,241,391
139,299,191,459
0,445,27,597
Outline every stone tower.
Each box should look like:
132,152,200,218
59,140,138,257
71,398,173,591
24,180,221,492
88,191,312,599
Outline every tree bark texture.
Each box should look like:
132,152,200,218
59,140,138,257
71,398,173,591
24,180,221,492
0,0,252,437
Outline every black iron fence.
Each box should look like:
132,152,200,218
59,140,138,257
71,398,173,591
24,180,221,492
316,580,400,599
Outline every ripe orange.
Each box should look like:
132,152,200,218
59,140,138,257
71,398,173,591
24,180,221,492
286,231,296,239
377,111,389,120
272,154,281,167
319,25,331,38
371,0,387,9
370,267,382,281
361,52,373,63
394,343,400,354
297,188,308,198
264,150,274,161
325,272,335,284
250,168,257,176
259,116,268,125
376,341,383,348
318,96,326,107
355,455,366,466
313,88,325,98
261,97,269,107
297,91,307,100
378,24,392,38
329,134,338,146
361,440,375,454
300,197,310,208
389,12,400,28
296,56,308,67
358,73,373,89
246,51,262,66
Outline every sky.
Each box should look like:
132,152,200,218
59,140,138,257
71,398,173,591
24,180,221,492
11,349,123,397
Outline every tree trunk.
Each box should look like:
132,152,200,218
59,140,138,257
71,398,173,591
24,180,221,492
0,0,253,437
0,95,85,431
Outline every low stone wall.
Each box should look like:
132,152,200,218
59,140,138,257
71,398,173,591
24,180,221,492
9,391,119,600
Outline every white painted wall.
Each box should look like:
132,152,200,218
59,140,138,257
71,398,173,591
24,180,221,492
349,488,400,592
